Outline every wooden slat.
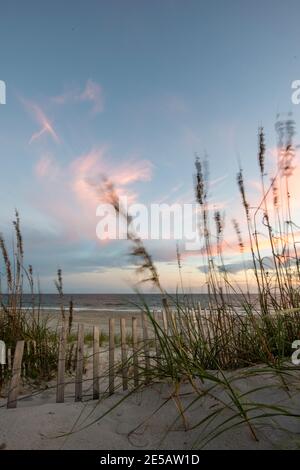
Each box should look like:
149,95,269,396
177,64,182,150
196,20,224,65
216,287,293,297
93,326,100,399
75,324,84,402
142,313,150,383
196,303,205,339
56,322,67,403
170,311,176,335
120,318,128,391
204,308,213,350
7,348,12,371
162,297,170,334
191,310,199,338
162,309,168,334
7,340,25,408
22,341,28,377
109,318,115,395
153,310,161,363
132,316,139,388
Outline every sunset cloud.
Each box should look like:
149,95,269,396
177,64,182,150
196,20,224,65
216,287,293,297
33,149,153,241
52,79,104,114
21,98,60,144
34,154,61,179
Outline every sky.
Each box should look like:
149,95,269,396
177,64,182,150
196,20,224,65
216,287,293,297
1,0,300,293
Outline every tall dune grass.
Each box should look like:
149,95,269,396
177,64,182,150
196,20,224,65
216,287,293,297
1,119,300,447
95,119,300,447
0,214,72,386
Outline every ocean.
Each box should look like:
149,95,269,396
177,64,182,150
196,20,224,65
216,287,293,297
3,293,254,313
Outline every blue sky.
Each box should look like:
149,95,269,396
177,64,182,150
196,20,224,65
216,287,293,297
0,0,300,292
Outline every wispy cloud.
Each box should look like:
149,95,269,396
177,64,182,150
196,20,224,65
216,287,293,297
209,174,228,188
33,148,153,240
34,153,61,179
53,79,104,114
156,182,184,204
21,98,60,144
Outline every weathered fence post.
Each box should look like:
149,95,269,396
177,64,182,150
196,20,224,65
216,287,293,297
7,348,12,371
170,310,177,336
75,324,84,402
120,318,128,391
191,310,199,338
93,325,100,399
142,313,150,383
132,317,139,388
196,303,205,338
56,322,67,403
22,341,28,377
7,340,25,409
162,297,170,334
153,310,162,362
109,318,115,395
204,308,213,350
162,309,168,334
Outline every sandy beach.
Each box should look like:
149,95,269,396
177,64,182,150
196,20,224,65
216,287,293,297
46,308,146,336
1,370,300,450
1,307,297,451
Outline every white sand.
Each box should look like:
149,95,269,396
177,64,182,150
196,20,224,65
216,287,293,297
1,369,300,450
1,309,299,450
46,308,146,336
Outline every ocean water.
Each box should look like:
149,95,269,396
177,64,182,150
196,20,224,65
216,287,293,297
4,293,254,313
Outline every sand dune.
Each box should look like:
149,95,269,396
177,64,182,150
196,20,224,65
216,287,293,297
1,371,300,450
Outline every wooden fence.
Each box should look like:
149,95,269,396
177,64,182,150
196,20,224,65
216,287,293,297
1,311,168,408
1,306,238,408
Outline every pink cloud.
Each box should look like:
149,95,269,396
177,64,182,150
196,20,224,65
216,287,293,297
80,80,104,114
52,79,104,114
35,154,61,179
33,149,153,241
21,98,60,144
111,160,152,186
